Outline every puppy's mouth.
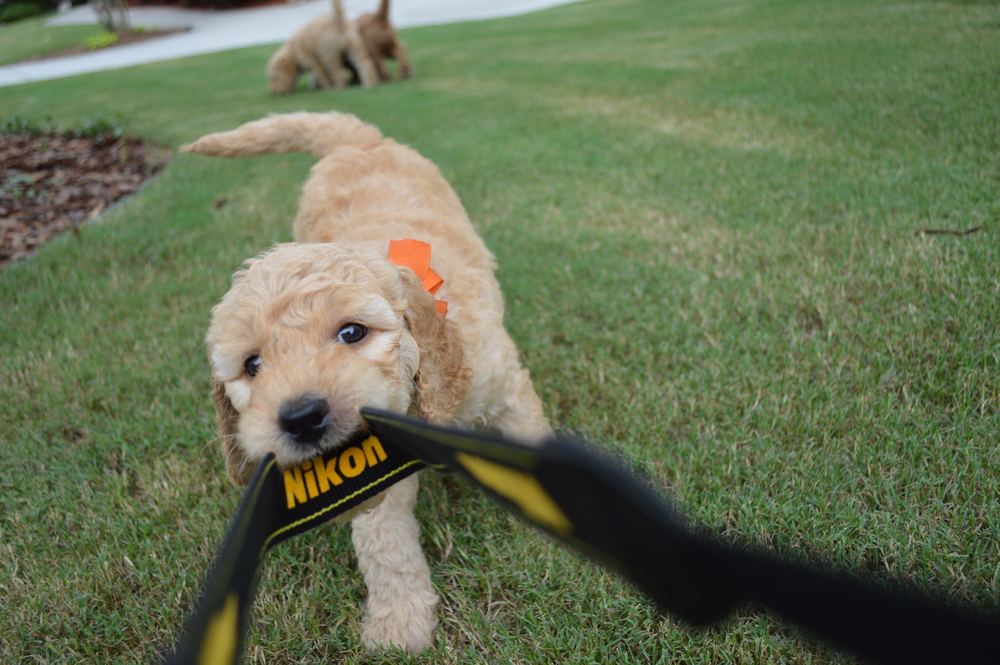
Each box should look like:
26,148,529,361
276,395,365,461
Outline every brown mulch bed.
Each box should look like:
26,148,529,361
1,132,170,267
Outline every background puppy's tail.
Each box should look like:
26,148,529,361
332,0,347,31
376,0,389,22
180,112,383,160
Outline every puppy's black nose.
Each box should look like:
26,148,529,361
278,397,329,445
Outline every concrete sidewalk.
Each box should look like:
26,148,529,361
0,0,580,87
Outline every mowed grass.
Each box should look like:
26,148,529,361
2,0,999,662
0,13,103,66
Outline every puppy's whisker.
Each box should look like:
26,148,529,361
207,434,238,448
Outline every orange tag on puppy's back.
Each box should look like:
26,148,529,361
388,239,448,315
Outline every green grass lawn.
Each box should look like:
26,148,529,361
2,0,999,662
0,13,103,66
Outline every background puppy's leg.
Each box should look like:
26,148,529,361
351,473,438,652
371,52,392,82
345,33,379,87
301,53,334,89
328,60,349,89
392,40,413,79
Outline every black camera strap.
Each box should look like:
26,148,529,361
161,411,999,665
362,408,1000,665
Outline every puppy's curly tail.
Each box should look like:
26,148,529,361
180,112,383,160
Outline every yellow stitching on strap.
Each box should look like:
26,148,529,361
263,459,422,552
455,452,573,536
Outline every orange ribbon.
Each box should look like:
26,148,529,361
387,239,448,317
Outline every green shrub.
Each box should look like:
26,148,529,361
0,113,124,144
0,115,53,135
74,113,124,144
83,30,117,50
0,1,46,23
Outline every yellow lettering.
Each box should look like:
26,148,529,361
283,444,377,507
339,447,366,478
362,436,387,466
313,454,343,490
283,467,307,509
301,460,319,499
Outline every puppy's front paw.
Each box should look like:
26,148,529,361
361,591,438,653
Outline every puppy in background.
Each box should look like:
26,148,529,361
183,112,550,652
266,0,378,95
354,0,413,81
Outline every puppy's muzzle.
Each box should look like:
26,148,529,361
278,396,329,445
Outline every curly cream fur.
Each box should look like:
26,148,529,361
183,111,551,653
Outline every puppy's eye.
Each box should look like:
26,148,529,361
337,323,368,344
244,355,262,377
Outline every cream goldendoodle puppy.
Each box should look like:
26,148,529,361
182,112,551,652
355,0,413,82
266,0,377,94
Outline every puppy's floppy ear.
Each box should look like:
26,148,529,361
212,381,254,485
399,270,473,423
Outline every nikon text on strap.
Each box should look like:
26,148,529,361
160,431,423,665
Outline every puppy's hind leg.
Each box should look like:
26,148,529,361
351,473,438,653
344,30,379,88
392,41,413,79
301,53,335,89
327,59,350,90
370,52,392,82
